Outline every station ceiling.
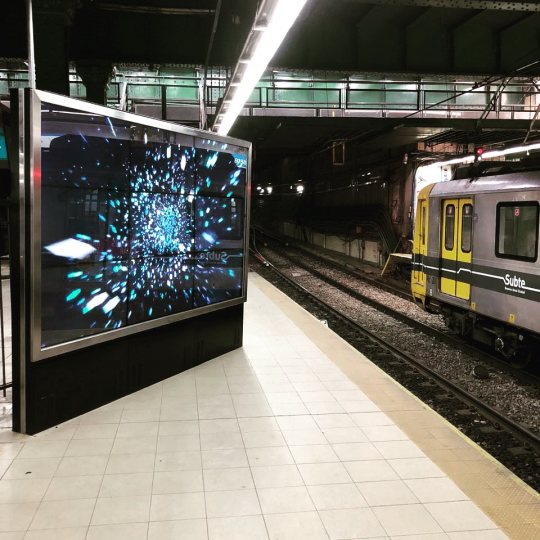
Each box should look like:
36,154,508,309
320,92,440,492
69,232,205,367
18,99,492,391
3,0,540,167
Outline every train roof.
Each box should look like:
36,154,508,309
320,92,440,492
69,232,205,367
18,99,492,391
430,170,540,197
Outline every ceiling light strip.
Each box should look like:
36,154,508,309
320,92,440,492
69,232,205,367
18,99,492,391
214,0,309,136
433,141,540,168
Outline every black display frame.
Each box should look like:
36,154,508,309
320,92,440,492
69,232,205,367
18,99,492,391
27,90,251,361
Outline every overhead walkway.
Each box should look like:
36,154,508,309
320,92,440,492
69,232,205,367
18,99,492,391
2,68,538,127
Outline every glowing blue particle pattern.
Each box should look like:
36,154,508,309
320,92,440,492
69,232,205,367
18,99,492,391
40,103,248,349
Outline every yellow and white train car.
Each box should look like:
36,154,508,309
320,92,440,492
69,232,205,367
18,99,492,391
411,172,540,364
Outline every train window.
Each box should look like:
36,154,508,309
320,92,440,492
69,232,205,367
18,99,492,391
461,204,473,253
444,204,455,250
496,202,539,262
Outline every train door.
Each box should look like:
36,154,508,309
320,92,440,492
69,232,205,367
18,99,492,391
440,198,473,300
412,198,428,290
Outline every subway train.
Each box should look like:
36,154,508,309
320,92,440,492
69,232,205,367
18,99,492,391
411,171,540,365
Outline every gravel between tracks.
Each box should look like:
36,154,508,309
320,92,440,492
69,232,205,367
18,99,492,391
259,247,540,434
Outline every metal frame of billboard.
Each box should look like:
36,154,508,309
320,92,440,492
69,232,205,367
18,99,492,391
18,88,251,366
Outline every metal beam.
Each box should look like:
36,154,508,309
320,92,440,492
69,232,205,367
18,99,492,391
351,1,540,12
95,3,215,16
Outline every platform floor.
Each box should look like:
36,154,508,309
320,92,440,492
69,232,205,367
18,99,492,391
0,273,537,539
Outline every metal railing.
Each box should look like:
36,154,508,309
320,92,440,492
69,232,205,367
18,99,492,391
2,70,538,118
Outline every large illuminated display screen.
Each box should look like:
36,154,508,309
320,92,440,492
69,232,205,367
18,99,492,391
39,100,249,352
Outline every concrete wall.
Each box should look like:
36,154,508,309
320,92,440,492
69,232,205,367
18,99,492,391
279,221,382,267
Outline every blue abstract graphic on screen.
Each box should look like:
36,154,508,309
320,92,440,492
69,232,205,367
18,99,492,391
40,105,247,348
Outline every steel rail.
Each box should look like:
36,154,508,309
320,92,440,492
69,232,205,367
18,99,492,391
250,248,540,455
256,230,540,385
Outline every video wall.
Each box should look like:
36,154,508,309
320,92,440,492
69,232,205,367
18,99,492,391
40,102,248,350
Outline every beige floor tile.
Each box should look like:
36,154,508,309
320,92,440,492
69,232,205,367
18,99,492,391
200,431,244,450
298,462,351,485
357,479,419,506
56,455,108,477
91,495,150,525
202,448,248,469
447,531,509,540
120,408,160,423
247,446,294,467
238,417,280,433
4,458,60,480
111,436,157,455
0,502,39,531
344,460,399,482
373,504,443,536
0,478,49,503
257,486,314,514
307,483,367,510
150,492,205,521
323,427,368,444
99,472,152,497
242,430,286,448
115,422,159,438
153,469,203,494
208,515,268,540
44,476,102,501
86,522,148,540
0,444,23,461
332,442,384,461
64,438,113,457
374,440,425,460
148,518,207,540
264,511,328,540
199,419,240,435
205,488,261,518
24,527,87,539
156,434,200,453
17,441,68,460
73,424,118,440
406,477,468,503
426,501,499,532
251,464,303,489
30,499,95,530
389,458,446,480
289,444,339,464
155,451,201,471
281,429,328,446
319,507,386,539
158,420,199,436
203,468,254,491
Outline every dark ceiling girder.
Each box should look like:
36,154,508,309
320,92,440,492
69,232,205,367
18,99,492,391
350,0,540,12
93,3,215,15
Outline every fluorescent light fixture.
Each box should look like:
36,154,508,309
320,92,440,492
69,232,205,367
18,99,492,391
432,141,540,168
216,0,309,136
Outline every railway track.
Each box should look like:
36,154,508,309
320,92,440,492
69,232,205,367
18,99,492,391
249,247,540,491
252,226,412,300
256,230,540,386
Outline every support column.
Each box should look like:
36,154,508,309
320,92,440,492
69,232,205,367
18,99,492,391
33,0,73,95
76,61,114,105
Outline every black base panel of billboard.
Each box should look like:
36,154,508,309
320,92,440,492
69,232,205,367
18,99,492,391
19,304,243,434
